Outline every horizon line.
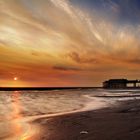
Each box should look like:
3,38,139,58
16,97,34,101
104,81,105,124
0,87,101,91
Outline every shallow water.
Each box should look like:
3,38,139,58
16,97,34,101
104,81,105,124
0,89,140,140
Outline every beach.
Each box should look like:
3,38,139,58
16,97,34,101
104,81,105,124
1,89,140,140
32,99,140,140
1,0,140,139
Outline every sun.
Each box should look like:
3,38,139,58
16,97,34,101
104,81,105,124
14,77,18,81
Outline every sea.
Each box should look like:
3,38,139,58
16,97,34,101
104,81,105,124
0,88,140,140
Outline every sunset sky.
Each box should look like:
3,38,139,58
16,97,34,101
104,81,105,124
0,0,140,87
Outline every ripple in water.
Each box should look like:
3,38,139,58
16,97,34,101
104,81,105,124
0,89,140,139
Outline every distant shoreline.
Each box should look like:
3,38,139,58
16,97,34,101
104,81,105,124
0,87,140,91
0,87,100,91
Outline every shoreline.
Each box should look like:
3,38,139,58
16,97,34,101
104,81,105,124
1,87,140,91
2,98,140,140
0,87,100,91
30,99,140,140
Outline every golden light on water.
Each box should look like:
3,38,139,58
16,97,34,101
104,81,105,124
9,91,34,140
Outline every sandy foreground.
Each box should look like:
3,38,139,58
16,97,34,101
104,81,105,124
26,99,140,140
1,98,140,140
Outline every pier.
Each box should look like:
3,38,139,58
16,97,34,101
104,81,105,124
103,79,140,88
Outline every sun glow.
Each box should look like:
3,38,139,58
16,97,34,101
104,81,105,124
14,77,18,81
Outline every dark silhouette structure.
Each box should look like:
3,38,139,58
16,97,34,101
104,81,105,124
0,87,97,91
103,79,140,88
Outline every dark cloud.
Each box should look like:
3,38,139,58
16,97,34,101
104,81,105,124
53,66,82,71
127,58,140,64
68,52,97,64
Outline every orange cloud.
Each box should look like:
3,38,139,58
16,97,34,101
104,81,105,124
0,0,140,86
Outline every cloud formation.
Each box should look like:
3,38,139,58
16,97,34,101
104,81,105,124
0,0,140,86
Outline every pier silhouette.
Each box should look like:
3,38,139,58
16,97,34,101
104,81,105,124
103,79,140,88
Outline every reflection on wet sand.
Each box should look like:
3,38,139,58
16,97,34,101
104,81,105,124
1,89,138,140
4,91,36,140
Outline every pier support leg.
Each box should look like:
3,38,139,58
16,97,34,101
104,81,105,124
134,83,136,88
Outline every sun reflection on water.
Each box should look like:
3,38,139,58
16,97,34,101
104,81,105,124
9,91,33,140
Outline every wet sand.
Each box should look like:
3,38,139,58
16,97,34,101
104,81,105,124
32,99,140,140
